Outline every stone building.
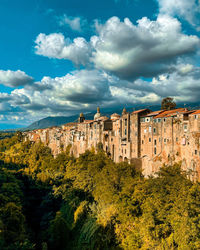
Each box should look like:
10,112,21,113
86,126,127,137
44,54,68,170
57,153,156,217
24,107,200,181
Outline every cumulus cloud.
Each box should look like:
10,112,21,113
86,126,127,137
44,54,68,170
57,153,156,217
4,14,200,126
0,93,11,102
35,16,200,80
110,85,161,105
107,64,200,106
158,0,200,30
35,33,92,65
91,16,200,80
0,70,34,87
1,65,200,125
134,65,200,102
0,69,113,122
44,70,112,103
59,15,87,32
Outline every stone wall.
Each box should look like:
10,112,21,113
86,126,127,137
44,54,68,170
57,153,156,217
24,108,200,181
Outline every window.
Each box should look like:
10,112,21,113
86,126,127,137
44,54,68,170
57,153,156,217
164,138,166,143
154,147,157,154
125,128,127,136
195,150,197,155
149,126,151,132
184,124,188,131
153,128,156,134
142,140,144,144
154,139,157,145
195,115,198,119
158,118,161,123
176,137,178,142
149,138,151,142
125,119,127,126
125,149,126,154
163,118,166,122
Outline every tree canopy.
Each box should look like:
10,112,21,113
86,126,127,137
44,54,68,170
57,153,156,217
0,133,199,249
161,97,176,110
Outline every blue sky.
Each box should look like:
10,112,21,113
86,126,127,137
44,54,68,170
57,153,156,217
0,0,200,129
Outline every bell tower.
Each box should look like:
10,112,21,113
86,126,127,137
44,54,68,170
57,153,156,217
94,106,101,120
78,112,85,123
122,107,127,115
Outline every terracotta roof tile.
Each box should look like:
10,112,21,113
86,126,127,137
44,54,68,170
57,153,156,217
154,108,187,118
142,110,164,117
191,110,200,115
63,122,77,126
83,120,94,124
131,108,150,114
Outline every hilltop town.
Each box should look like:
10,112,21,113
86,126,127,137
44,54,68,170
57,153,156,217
24,106,200,181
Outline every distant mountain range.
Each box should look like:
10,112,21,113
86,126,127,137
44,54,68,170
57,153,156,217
2,102,199,132
25,109,121,131
24,105,165,131
25,114,91,131
25,107,134,131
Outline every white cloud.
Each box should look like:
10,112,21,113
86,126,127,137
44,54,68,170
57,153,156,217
35,33,91,65
0,70,33,87
158,0,200,30
177,64,194,74
1,65,200,125
91,15,200,80
0,115,4,120
135,65,200,102
46,69,112,103
0,93,11,102
59,15,86,32
2,69,113,121
4,14,200,126
35,16,200,80
110,85,161,105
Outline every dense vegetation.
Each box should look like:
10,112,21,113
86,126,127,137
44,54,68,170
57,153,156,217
0,132,200,249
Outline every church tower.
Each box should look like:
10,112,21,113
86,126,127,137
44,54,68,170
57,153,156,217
94,106,101,120
78,112,85,123
122,107,127,115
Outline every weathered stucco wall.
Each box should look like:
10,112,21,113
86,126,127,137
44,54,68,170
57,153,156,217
24,108,200,181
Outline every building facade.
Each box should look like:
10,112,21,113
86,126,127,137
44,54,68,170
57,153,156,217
24,107,200,181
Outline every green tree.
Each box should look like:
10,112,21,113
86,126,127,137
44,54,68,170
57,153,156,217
49,211,70,250
1,202,26,244
161,97,176,110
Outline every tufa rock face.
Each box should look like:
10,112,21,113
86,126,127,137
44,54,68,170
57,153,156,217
24,107,200,182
